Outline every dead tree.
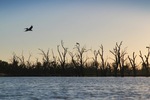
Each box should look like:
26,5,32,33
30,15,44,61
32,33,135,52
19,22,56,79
17,52,26,68
120,51,127,77
74,43,89,76
69,52,76,67
11,53,19,67
26,53,32,68
38,49,50,70
139,47,150,76
57,40,68,76
128,52,137,76
98,44,107,76
110,41,127,76
93,50,99,76
51,49,57,68
9,53,20,75
69,51,79,76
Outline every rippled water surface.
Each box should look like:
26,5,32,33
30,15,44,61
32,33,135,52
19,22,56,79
0,77,150,100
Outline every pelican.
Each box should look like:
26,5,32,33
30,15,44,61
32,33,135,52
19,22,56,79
25,25,33,32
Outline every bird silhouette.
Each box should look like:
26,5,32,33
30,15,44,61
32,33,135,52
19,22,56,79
76,42,80,46
25,25,33,32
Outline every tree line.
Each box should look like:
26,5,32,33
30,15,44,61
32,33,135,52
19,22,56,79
0,41,150,76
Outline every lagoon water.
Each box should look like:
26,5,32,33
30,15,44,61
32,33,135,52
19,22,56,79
0,77,150,100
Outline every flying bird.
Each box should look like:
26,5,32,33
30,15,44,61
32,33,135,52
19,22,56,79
25,25,33,32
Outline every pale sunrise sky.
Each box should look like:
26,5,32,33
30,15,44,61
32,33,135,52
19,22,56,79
0,0,150,62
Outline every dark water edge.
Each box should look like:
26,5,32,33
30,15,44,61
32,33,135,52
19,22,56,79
0,71,150,77
0,74,150,77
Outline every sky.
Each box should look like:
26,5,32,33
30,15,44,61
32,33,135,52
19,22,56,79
0,0,150,63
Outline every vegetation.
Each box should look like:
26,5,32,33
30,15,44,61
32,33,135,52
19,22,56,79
0,41,150,77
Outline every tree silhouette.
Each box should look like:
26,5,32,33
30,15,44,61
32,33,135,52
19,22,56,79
69,51,79,76
51,49,57,68
26,53,32,68
92,50,99,76
17,52,26,69
1,41,150,76
0,60,9,75
73,43,89,76
139,47,150,76
57,40,68,76
128,52,137,76
38,49,51,75
110,41,127,76
98,44,108,76
10,53,19,75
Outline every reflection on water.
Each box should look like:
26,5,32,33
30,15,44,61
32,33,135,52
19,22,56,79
0,77,150,100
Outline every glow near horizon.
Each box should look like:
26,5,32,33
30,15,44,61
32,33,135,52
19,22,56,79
0,0,150,63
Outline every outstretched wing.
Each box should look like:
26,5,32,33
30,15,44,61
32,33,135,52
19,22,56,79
29,25,33,30
24,28,28,32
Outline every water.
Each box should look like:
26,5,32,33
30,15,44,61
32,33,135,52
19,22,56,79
0,77,150,100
